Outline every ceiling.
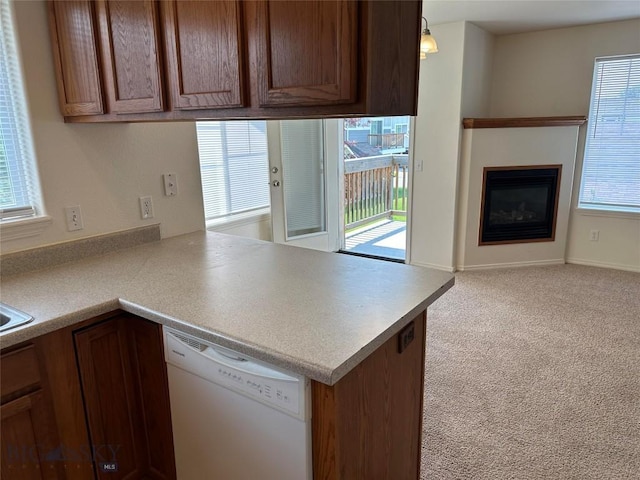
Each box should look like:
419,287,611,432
422,0,640,35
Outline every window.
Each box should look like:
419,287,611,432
579,54,640,214
196,121,270,223
0,0,41,222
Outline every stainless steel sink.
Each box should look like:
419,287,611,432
0,303,34,333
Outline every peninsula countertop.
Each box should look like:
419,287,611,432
0,231,454,385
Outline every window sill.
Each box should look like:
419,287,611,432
574,207,639,220
206,208,271,232
0,215,53,242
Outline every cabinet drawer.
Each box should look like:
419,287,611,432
1,345,41,399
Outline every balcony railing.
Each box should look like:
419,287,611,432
344,154,408,229
367,133,406,149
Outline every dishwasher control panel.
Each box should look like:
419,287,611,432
164,327,308,420
214,364,300,412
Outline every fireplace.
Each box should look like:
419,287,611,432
479,165,562,245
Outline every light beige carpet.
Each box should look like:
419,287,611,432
421,264,640,479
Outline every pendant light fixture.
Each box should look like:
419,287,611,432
420,17,438,59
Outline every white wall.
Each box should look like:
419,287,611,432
410,22,465,271
460,23,494,118
490,19,640,271
410,21,493,271
208,214,272,242
1,0,206,254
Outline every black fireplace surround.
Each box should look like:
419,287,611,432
479,166,561,245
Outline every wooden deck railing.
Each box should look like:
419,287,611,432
344,154,408,229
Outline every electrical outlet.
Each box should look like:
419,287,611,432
589,229,599,242
139,196,154,219
163,173,178,196
398,321,415,353
65,205,84,231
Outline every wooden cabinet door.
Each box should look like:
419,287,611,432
74,315,175,480
161,0,245,110
48,1,104,116
1,391,64,480
95,0,164,113
125,317,176,479
1,345,64,480
74,319,147,479
250,0,358,107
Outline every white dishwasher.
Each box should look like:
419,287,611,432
163,327,312,480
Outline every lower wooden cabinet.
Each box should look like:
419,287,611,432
2,309,427,480
1,312,176,480
74,314,175,479
1,345,65,479
311,311,426,479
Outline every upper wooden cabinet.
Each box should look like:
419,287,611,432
95,0,165,113
161,0,246,110
48,1,104,116
251,0,357,107
48,0,422,122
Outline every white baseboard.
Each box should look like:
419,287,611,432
566,257,640,273
456,258,565,271
409,260,456,272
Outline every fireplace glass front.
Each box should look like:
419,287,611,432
479,166,561,245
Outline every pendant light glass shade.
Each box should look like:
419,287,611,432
420,17,438,59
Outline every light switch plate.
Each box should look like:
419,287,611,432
65,205,84,231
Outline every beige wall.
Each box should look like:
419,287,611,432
208,214,272,242
410,22,466,271
490,19,640,271
410,21,494,271
1,0,205,254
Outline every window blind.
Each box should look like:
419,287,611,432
0,0,38,220
196,121,270,221
579,54,640,213
280,119,326,237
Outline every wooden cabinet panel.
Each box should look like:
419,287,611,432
0,345,40,399
95,0,164,113
74,314,175,480
48,1,104,116
312,311,426,479
125,317,176,479
1,344,65,480
362,0,422,116
1,392,63,480
252,0,357,107
74,318,147,479
162,0,245,110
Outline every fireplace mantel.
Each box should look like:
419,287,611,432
462,116,587,129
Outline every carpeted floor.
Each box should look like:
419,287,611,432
421,264,640,480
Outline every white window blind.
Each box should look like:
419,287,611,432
0,0,38,220
579,54,640,213
196,121,270,221
280,119,326,237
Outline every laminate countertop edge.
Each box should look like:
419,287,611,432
0,231,455,385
